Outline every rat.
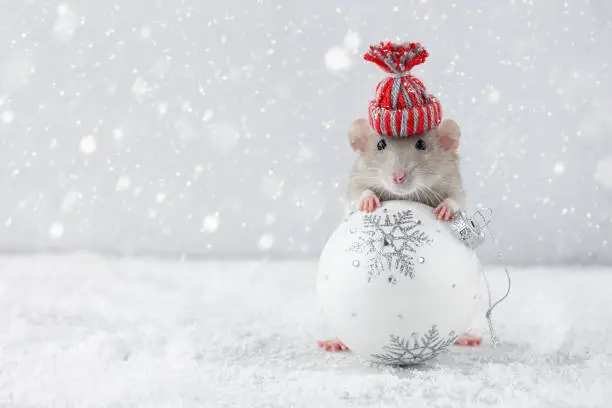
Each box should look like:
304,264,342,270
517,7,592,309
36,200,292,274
317,41,482,352
316,117,482,352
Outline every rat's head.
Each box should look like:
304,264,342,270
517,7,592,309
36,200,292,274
348,117,461,197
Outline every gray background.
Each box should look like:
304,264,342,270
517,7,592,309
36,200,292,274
1,0,611,265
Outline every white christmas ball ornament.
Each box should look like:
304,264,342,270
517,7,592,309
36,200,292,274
317,200,483,366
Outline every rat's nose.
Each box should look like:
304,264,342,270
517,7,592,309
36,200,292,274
392,171,406,184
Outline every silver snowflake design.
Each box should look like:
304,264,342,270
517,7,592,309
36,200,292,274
347,209,432,283
371,325,458,366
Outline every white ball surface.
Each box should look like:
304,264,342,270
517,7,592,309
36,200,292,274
316,200,482,366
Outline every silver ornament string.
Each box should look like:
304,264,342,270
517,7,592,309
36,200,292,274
447,208,512,347
478,224,512,347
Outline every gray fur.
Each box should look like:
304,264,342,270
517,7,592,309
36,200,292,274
347,122,464,210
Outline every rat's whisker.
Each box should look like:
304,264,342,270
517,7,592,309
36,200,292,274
422,186,444,206
349,175,381,183
419,186,436,203
351,174,380,181
420,185,438,201
413,187,426,204
411,183,440,207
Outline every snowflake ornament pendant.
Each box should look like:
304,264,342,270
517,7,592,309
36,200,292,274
371,325,458,366
347,209,433,283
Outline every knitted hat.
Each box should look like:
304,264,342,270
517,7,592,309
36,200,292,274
364,41,442,138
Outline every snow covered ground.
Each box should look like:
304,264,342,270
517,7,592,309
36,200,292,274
0,255,611,407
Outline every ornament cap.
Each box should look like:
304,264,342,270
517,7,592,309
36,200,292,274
447,208,493,249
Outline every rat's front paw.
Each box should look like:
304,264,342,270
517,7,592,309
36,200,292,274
359,190,381,213
433,198,459,221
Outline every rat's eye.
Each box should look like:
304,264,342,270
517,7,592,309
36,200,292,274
377,139,387,151
415,139,426,151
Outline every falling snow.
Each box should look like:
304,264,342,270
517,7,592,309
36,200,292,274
202,109,214,122
206,122,241,154
343,31,361,53
553,162,565,175
155,193,166,204
594,157,612,188
115,176,131,191
260,173,285,200
201,213,220,234
140,26,152,39
158,102,168,116
264,213,276,226
486,87,500,103
324,47,352,72
131,77,152,99
0,111,15,124
112,128,124,141
258,233,274,250
52,3,79,43
49,222,65,239
60,191,82,214
296,145,313,163
324,30,362,73
79,135,97,155
0,1,609,264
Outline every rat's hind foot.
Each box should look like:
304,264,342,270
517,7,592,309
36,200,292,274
454,333,482,346
359,190,381,213
433,198,459,221
317,339,349,352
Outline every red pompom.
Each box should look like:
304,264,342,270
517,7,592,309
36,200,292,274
364,41,429,74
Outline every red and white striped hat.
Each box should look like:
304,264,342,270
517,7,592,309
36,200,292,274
364,41,442,138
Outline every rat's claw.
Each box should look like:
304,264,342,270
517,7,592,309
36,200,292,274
441,207,452,221
317,339,349,352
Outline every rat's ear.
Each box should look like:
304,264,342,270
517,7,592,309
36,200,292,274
437,119,461,151
348,118,375,154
